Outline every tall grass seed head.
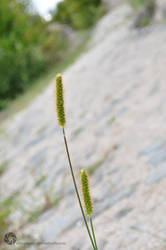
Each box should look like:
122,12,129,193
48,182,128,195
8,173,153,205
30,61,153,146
54,73,66,127
80,169,93,216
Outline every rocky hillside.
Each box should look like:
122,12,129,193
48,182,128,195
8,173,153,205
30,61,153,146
1,3,166,250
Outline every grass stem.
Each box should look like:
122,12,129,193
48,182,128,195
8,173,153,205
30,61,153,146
62,128,96,250
90,216,98,250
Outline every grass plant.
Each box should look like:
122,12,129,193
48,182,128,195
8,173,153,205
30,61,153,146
54,74,98,249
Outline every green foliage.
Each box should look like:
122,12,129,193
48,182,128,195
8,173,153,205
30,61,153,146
129,0,155,10
41,30,68,66
52,1,72,25
51,0,105,29
0,32,90,119
0,0,100,111
0,0,69,110
129,0,146,9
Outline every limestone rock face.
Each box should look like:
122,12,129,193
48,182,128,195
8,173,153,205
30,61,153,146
1,2,166,250
156,0,166,20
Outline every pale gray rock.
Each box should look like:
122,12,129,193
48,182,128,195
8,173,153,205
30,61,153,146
1,3,166,250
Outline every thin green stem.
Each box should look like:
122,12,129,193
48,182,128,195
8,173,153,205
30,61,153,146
62,128,96,250
90,216,98,250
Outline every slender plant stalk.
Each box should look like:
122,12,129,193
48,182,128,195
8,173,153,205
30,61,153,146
90,216,98,250
62,128,96,250
55,74,97,249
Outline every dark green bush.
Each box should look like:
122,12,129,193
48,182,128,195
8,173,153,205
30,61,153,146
0,48,45,105
51,0,105,30
0,0,69,110
41,30,68,66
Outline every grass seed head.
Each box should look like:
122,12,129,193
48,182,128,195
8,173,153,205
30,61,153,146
54,73,66,127
80,169,93,216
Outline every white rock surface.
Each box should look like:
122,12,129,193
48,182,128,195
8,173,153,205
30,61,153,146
1,3,166,250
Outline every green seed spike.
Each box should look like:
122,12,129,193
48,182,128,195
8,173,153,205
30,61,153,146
55,74,66,127
80,169,93,216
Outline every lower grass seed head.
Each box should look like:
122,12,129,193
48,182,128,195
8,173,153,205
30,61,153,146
80,169,93,216
54,74,66,127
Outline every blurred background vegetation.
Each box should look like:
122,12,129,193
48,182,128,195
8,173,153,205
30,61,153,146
51,0,105,29
0,0,105,111
0,0,156,111
129,0,155,9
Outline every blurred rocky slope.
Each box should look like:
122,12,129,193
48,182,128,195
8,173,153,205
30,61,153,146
1,2,166,250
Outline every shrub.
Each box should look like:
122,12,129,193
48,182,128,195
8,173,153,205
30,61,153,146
0,0,69,110
51,0,105,30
